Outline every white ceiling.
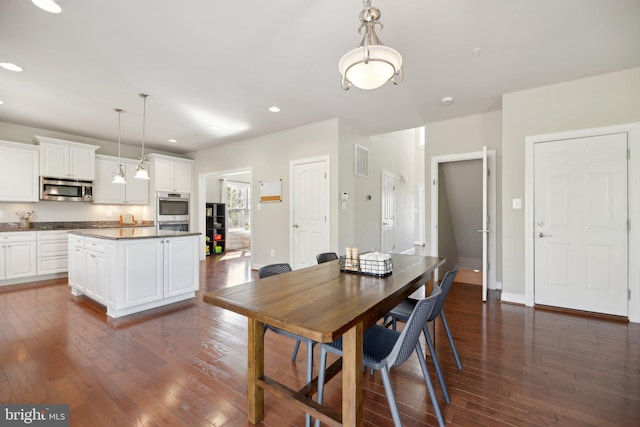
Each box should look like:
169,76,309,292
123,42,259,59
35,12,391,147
1,0,639,154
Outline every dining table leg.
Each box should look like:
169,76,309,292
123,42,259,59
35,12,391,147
342,321,364,427
248,318,265,424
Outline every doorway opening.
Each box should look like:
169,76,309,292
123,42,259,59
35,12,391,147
430,149,497,300
198,168,253,267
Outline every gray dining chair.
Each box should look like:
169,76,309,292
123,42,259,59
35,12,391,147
258,263,315,427
315,287,445,427
386,266,461,404
316,252,338,264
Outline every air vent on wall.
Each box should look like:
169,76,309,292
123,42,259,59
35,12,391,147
355,144,369,178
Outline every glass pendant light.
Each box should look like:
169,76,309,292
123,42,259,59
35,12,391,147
338,0,403,90
112,108,126,184
135,93,150,180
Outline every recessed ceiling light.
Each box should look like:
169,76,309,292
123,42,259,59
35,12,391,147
268,106,280,113
32,0,62,14
441,96,454,105
0,62,24,72
168,139,178,143
0,100,4,105
209,125,221,130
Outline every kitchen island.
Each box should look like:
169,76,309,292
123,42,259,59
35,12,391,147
68,228,200,318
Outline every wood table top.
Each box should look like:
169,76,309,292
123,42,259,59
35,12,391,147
203,254,444,343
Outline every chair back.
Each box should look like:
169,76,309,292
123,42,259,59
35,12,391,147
316,252,338,264
388,286,442,368
428,266,460,321
258,263,292,278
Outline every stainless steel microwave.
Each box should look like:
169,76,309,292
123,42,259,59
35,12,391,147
156,191,189,222
40,177,94,202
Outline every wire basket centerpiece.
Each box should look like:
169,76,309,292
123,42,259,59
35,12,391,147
340,251,392,277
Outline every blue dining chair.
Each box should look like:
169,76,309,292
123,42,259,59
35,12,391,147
315,287,445,427
386,266,462,404
258,263,315,427
316,252,338,264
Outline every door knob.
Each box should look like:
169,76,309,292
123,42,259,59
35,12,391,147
536,232,552,238
293,224,299,228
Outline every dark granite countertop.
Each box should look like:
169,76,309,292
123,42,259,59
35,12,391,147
0,221,156,233
69,228,200,240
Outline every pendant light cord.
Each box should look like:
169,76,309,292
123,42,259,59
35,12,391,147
139,93,149,161
117,109,122,161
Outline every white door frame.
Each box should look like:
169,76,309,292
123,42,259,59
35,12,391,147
524,122,640,323
430,150,497,290
289,155,330,268
197,167,253,262
381,170,395,253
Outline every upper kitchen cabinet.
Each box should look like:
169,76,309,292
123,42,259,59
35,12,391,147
148,154,193,193
34,136,99,180
94,155,149,205
0,140,39,202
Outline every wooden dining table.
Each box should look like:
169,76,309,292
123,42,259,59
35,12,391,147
203,253,445,427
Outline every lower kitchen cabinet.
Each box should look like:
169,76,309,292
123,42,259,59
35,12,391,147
0,232,37,280
37,230,70,275
68,231,199,318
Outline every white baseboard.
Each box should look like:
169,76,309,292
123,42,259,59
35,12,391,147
500,292,526,305
488,280,502,290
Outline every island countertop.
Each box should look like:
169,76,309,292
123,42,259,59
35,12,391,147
68,228,200,240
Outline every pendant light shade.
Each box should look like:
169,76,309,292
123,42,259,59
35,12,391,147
338,0,403,91
135,93,150,180
112,108,126,184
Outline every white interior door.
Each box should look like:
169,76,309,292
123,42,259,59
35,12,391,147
291,159,329,269
534,133,628,316
381,171,395,253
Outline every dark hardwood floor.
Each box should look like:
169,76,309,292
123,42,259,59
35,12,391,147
1,251,639,426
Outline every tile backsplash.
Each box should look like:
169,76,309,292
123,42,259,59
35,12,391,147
0,201,151,224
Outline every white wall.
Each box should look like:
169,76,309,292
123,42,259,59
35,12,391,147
337,121,363,251
189,119,341,267
501,66,640,297
348,127,424,254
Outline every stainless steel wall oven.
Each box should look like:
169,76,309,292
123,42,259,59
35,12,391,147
156,191,189,231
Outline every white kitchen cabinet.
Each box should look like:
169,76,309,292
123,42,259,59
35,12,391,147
37,230,70,275
148,154,193,193
68,235,86,291
163,236,199,297
119,238,163,308
124,161,150,204
84,238,108,304
94,155,149,205
68,230,198,318
35,136,99,180
0,232,37,280
0,140,39,202
119,236,198,307
68,236,109,304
